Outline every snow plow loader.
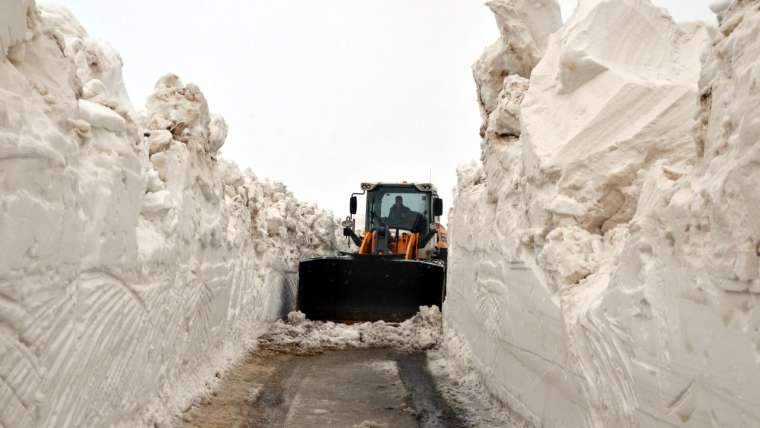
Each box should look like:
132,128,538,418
297,182,448,322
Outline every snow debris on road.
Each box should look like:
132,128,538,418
352,421,389,428
258,306,443,354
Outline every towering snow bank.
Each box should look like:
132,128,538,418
0,4,335,427
445,0,760,426
473,0,561,137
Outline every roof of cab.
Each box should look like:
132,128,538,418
360,182,438,193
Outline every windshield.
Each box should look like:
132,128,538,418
366,188,430,233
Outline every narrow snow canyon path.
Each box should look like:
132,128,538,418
179,349,465,428
175,308,525,427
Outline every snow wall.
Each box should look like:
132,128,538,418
0,3,336,427
445,0,760,427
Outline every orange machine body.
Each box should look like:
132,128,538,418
356,225,447,260
357,231,419,259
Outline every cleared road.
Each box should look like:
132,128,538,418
179,348,467,428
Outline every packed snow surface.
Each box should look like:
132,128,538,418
0,3,336,427
446,0,760,427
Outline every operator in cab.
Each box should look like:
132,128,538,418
388,195,411,223
387,195,426,233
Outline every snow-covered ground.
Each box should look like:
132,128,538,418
0,3,336,427
446,0,760,426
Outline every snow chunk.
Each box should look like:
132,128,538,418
208,113,227,154
473,0,561,133
547,194,586,217
145,129,172,155
145,73,227,154
488,0,561,69
709,0,732,14
141,190,172,214
258,306,443,354
77,99,126,132
352,421,388,428
486,74,529,139
538,226,603,286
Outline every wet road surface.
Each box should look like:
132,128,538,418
179,348,467,428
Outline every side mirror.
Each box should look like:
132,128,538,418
350,196,357,215
433,198,443,217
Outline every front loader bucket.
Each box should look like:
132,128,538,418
297,255,445,322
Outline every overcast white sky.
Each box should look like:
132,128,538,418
60,0,715,217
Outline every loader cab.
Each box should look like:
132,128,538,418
359,183,440,234
345,182,445,259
